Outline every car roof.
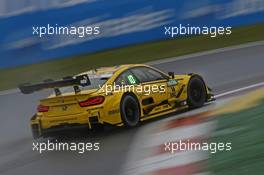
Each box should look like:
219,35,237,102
79,64,147,76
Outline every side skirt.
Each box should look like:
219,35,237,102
140,105,188,122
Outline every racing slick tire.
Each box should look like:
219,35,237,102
187,76,207,109
120,94,140,127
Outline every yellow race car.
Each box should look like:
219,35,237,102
19,64,214,139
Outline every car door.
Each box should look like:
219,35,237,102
130,67,169,113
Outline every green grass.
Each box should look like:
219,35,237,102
0,23,264,90
208,99,264,175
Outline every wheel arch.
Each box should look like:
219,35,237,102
186,73,208,108
187,73,208,95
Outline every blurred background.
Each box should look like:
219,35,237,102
0,0,263,91
0,1,264,175
0,0,264,68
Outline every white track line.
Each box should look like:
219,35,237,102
215,81,264,99
0,88,19,96
149,40,264,65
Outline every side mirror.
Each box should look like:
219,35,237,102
168,72,175,79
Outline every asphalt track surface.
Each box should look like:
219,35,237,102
0,43,263,175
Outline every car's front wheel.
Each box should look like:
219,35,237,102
187,76,207,108
120,94,140,127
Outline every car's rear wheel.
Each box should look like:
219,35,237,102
187,76,207,108
120,94,140,127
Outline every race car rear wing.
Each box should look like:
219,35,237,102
19,74,90,96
